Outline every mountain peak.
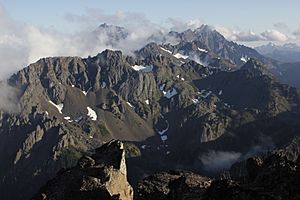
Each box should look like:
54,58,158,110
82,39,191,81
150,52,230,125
240,58,271,76
196,24,214,32
34,140,133,200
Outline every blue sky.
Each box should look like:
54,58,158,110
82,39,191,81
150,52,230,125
1,0,300,33
1,0,300,78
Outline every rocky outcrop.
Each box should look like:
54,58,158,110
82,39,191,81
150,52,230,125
33,140,133,200
136,137,300,200
137,171,211,200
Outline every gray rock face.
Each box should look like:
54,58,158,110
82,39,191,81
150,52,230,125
33,140,133,200
168,25,267,66
137,171,211,200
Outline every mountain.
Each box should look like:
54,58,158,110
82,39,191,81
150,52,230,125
256,42,300,63
273,62,300,88
93,23,129,47
1,24,300,199
168,25,268,66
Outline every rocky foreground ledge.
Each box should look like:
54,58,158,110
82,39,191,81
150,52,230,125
33,140,133,200
33,139,300,200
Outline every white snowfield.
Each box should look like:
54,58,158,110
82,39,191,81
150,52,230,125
174,53,189,59
161,135,168,142
145,99,150,105
87,106,97,121
157,114,170,142
126,102,134,108
48,100,64,114
101,81,107,88
159,83,166,91
241,57,248,62
64,116,73,123
200,90,212,98
192,98,200,104
131,65,153,72
158,122,169,135
160,47,172,54
198,47,208,53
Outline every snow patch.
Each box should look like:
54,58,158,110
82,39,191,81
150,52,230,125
160,47,172,54
157,115,170,142
241,57,248,63
101,81,106,88
126,102,134,108
64,116,73,122
192,99,200,104
82,87,92,96
158,125,169,135
159,83,166,91
198,47,208,53
87,107,97,121
201,90,212,98
174,53,189,59
145,99,150,105
132,65,153,72
48,100,64,114
161,135,168,142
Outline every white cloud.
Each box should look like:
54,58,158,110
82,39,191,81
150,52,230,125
261,29,288,42
200,150,242,171
235,30,265,42
215,25,289,42
0,83,20,113
168,18,204,32
0,5,170,80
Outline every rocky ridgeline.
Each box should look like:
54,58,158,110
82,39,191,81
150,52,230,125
33,140,133,200
33,139,300,200
137,137,300,200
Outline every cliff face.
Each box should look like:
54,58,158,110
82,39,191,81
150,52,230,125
33,140,133,200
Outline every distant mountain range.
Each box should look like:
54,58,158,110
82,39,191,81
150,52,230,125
1,24,300,200
255,42,300,63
